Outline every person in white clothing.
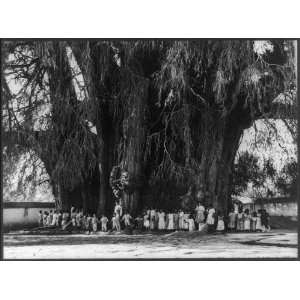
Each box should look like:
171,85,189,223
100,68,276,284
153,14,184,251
100,215,109,232
167,213,174,230
158,210,166,230
122,212,132,227
206,205,216,233
178,210,184,230
185,215,195,232
51,211,58,226
114,201,123,217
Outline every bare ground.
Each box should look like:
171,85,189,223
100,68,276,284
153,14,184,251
3,230,297,259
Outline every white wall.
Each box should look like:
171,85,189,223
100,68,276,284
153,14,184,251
3,207,53,227
255,202,297,217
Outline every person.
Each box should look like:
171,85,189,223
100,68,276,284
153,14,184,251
135,215,144,230
100,215,109,232
251,211,257,232
38,210,43,227
158,210,166,230
122,212,132,228
236,208,244,231
195,202,205,227
174,210,179,230
143,212,150,230
244,209,251,232
43,211,48,226
206,205,216,233
115,213,121,231
48,210,53,225
61,211,69,229
82,215,87,231
114,201,123,217
261,209,270,232
150,208,156,230
76,210,82,228
85,214,92,233
166,212,173,230
112,214,118,231
216,214,225,233
228,208,236,232
92,214,98,233
178,210,184,230
256,210,263,232
71,211,77,227
185,214,195,232
57,211,62,227
51,210,58,227
183,212,190,230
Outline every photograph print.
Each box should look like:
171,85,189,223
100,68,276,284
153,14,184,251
2,39,298,259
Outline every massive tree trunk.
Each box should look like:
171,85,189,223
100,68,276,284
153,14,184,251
192,105,252,215
120,75,149,215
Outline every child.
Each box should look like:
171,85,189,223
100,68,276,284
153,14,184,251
261,209,270,232
43,211,48,227
122,212,132,228
158,210,166,230
150,208,156,230
167,212,174,230
178,210,184,230
61,212,68,229
183,212,190,230
251,211,257,232
71,211,77,227
185,214,195,232
216,214,225,233
38,210,43,227
173,210,179,230
195,203,205,226
135,215,144,230
228,208,236,232
113,213,121,231
92,214,98,233
76,210,82,228
57,211,62,227
143,212,150,230
114,201,123,217
100,215,109,232
236,209,244,231
206,205,216,233
256,210,263,232
51,210,58,227
85,214,92,233
244,209,251,232
82,215,87,231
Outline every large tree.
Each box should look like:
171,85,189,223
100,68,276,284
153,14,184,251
2,40,296,216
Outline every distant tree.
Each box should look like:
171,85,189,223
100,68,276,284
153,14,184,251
275,159,297,197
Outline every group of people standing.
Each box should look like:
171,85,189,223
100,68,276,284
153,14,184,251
38,201,270,234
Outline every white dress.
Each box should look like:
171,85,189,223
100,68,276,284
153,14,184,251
256,214,262,231
167,213,174,230
187,218,195,231
216,218,225,231
244,214,251,230
179,212,185,230
150,210,156,230
144,215,150,228
158,212,166,230
206,208,215,225
195,205,205,223
183,214,189,230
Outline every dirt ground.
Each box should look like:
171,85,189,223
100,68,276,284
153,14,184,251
3,230,297,259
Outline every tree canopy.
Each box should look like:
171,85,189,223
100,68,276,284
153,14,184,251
2,40,297,215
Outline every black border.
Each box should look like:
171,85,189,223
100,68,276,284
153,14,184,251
1,38,299,261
